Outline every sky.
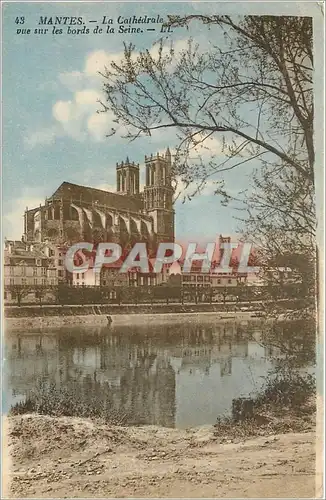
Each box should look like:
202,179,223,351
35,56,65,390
2,1,323,245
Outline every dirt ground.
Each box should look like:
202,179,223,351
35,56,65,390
4,414,318,498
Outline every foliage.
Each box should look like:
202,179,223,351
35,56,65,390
254,369,315,410
99,14,316,317
100,15,313,189
5,285,33,307
9,381,128,425
34,286,49,306
214,369,315,440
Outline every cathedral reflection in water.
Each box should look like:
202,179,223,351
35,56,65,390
4,321,281,428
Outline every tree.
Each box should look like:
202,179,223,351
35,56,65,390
34,285,49,306
7,285,32,307
100,14,315,316
100,16,313,191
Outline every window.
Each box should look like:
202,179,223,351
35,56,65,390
42,279,46,285
34,278,38,285
217,279,221,284
10,278,15,285
58,259,63,266
10,267,14,275
41,268,46,275
21,278,27,285
76,273,80,279
33,268,38,276
58,270,63,277
36,259,41,266
228,279,232,284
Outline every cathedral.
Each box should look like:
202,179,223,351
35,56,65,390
23,148,175,251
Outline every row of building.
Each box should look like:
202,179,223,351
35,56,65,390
4,148,298,304
3,236,266,303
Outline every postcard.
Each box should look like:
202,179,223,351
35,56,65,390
1,1,324,498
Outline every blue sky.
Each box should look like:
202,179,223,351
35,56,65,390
2,1,323,244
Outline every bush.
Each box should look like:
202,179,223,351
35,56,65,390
9,381,128,425
214,370,316,440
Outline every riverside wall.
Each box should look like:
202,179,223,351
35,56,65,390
4,303,264,331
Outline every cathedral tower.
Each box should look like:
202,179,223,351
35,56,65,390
143,148,175,242
116,158,140,196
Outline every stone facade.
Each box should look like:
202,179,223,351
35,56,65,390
3,240,58,303
23,149,175,251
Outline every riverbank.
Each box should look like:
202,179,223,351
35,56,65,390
4,414,317,498
4,303,266,330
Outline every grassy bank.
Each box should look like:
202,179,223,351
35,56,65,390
7,370,317,498
214,371,316,441
10,371,316,438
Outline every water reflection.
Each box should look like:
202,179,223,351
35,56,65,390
5,321,287,428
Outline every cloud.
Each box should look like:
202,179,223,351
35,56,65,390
32,37,204,148
83,40,189,78
84,49,123,76
3,190,44,240
24,126,59,149
3,179,118,240
174,176,220,201
193,136,223,159
87,111,114,142
51,50,126,143
58,71,85,91
52,88,111,141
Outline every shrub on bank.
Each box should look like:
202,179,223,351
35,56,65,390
9,381,129,425
214,371,316,440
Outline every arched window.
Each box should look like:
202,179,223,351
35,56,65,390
121,171,126,191
71,207,79,221
106,213,113,231
54,205,60,220
93,210,103,228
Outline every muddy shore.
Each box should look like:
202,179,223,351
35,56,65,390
4,414,318,499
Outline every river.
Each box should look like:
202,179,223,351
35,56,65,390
3,318,301,428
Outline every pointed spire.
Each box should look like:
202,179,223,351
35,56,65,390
165,146,171,158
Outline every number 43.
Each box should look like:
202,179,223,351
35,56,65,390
15,17,25,24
